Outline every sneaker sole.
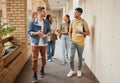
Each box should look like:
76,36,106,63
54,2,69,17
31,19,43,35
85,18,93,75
32,80,38,83
67,72,75,77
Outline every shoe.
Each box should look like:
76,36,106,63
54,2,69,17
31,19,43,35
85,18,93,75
67,70,75,77
32,72,38,83
48,59,52,62
40,68,44,78
77,70,82,77
62,61,66,65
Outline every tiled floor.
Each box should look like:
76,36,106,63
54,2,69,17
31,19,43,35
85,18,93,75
14,39,99,83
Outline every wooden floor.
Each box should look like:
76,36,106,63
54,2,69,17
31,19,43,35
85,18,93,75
14,40,99,83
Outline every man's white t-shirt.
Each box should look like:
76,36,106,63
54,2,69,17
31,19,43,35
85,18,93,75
38,20,47,46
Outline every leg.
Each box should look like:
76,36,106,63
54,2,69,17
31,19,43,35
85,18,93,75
39,46,47,69
39,46,47,77
66,35,70,59
69,41,76,70
76,45,84,70
47,41,51,60
61,35,66,63
51,41,55,57
67,41,76,77
31,45,39,73
31,45,39,82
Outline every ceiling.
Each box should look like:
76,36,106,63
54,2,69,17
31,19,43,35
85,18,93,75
47,0,68,10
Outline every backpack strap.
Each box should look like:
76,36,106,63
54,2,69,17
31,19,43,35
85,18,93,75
81,19,85,28
82,19,86,38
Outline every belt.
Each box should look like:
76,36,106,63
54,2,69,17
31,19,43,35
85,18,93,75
62,33,68,35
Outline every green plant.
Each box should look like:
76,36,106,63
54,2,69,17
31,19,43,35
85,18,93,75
1,23,16,56
1,23,16,36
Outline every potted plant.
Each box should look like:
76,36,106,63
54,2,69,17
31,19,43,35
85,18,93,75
1,23,16,38
1,22,16,56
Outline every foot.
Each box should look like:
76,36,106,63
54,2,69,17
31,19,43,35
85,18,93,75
67,70,75,77
40,68,44,78
77,70,82,77
32,72,38,83
62,61,66,65
48,59,52,62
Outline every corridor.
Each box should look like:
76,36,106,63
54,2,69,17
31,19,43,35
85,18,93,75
0,0,120,83
14,40,99,83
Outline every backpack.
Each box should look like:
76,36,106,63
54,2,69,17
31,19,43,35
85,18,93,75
72,19,86,38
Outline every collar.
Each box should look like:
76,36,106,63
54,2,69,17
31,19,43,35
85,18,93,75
75,17,82,23
34,18,44,24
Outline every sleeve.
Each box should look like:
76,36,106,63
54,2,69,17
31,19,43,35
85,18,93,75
47,21,51,34
28,20,34,37
84,21,90,32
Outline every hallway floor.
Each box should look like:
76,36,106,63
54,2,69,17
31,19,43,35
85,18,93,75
14,40,99,83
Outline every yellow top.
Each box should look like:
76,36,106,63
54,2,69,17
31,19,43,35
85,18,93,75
71,18,89,46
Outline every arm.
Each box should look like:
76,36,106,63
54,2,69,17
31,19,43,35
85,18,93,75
69,24,72,40
28,20,34,36
81,21,90,36
28,20,40,36
76,21,90,36
28,20,44,38
42,21,51,38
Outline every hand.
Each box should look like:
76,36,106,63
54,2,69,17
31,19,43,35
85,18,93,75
69,36,72,40
37,31,43,38
41,34,47,38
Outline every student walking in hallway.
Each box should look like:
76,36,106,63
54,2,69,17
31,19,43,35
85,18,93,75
28,6,51,82
67,7,90,77
46,14,57,62
59,15,71,65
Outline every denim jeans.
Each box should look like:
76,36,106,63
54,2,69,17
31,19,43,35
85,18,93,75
61,34,70,63
47,41,56,59
69,41,84,70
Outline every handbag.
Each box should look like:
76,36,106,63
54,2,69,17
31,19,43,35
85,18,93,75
50,33,57,41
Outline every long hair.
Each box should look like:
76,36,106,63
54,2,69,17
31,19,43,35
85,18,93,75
65,14,70,25
46,14,51,22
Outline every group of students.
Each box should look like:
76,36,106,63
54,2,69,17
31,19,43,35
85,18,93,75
28,6,90,83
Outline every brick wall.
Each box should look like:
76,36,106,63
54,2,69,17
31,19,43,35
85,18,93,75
0,11,5,83
0,0,31,83
1,0,7,22
7,0,28,46
0,0,48,82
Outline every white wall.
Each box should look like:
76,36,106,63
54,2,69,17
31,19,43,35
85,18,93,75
79,0,120,83
62,0,120,83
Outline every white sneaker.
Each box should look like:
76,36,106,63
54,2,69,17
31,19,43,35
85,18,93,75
67,70,75,77
48,59,52,62
77,70,82,77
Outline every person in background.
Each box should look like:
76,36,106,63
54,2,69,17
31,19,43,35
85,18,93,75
59,15,71,65
67,7,90,77
28,6,51,82
32,12,37,19
46,14,57,62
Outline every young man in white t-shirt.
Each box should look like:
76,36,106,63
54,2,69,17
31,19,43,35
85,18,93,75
28,6,51,82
